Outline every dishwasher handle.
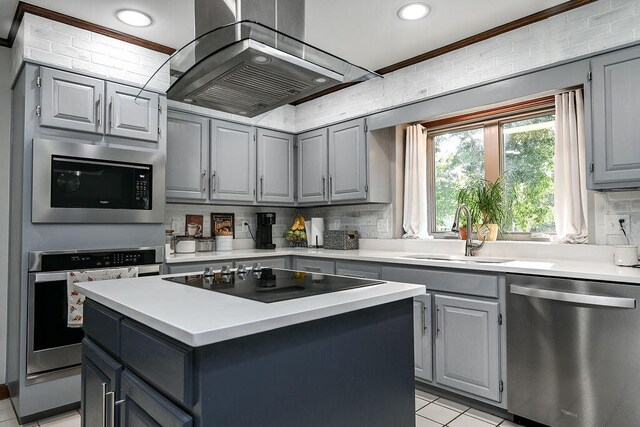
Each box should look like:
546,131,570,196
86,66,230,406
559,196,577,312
510,284,636,309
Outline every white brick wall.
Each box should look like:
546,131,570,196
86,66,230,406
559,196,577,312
294,0,640,132
300,204,393,239
14,13,170,91
594,192,640,245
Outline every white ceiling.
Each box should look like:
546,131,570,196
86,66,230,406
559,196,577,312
0,0,568,71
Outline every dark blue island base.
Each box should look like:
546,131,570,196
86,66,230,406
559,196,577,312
82,298,415,427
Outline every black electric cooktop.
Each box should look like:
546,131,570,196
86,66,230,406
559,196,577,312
163,268,384,303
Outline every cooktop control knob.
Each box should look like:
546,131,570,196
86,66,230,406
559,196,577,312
236,264,247,274
203,267,215,277
252,262,262,272
221,265,231,275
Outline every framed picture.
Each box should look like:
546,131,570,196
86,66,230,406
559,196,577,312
211,213,235,238
185,214,204,236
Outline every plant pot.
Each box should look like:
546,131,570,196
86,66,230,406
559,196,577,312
459,226,468,241
476,224,499,241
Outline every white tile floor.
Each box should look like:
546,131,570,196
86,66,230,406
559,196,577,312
415,390,524,427
1,389,524,427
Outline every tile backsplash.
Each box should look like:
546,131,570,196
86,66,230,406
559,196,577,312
299,204,393,239
593,190,640,245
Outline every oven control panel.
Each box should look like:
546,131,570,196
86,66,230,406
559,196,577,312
38,249,157,272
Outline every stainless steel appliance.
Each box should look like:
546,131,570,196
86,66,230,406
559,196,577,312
507,274,640,426
32,138,165,223
164,266,384,303
139,0,380,117
256,212,276,249
27,247,163,384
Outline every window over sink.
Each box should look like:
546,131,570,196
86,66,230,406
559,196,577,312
426,97,556,238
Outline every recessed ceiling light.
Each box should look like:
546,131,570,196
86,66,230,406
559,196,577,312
251,55,271,64
397,3,431,21
313,77,329,84
115,9,153,27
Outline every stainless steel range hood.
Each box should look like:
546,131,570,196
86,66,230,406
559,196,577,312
139,0,381,117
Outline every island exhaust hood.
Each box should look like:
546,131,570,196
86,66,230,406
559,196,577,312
139,0,381,117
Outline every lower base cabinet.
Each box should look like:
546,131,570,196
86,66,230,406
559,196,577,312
434,294,501,402
81,338,192,427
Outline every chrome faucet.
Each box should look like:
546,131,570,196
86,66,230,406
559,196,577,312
451,204,486,256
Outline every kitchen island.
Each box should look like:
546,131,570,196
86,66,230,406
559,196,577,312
75,270,425,427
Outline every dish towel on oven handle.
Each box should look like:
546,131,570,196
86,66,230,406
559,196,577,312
66,267,138,328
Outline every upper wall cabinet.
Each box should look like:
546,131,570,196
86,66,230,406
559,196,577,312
39,67,105,134
106,83,159,142
591,45,640,188
328,118,368,202
210,120,256,203
166,111,209,200
38,66,161,142
297,128,329,204
257,129,294,204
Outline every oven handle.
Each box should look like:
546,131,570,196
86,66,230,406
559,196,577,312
510,284,636,309
32,264,161,282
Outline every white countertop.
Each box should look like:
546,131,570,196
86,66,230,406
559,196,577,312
166,247,640,284
74,273,425,347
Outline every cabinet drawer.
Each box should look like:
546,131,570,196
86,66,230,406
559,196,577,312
294,257,335,274
83,299,123,356
165,262,227,275
233,257,289,269
336,261,380,279
120,319,194,406
381,266,498,298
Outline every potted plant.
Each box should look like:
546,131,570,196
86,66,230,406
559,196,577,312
457,178,508,241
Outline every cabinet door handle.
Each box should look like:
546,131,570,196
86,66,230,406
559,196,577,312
435,304,440,337
201,169,207,192
109,96,114,129
421,301,427,333
322,176,326,199
260,176,264,198
105,390,124,427
212,171,217,193
96,93,102,127
329,176,333,200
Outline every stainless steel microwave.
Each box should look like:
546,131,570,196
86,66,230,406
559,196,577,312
32,138,165,223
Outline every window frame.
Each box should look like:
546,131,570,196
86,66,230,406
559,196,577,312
426,106,556,239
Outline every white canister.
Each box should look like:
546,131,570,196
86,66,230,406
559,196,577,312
216,235,233,251
175,237,197,254
614,245,639,266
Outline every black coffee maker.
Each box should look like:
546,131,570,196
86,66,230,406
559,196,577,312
256,212,276,249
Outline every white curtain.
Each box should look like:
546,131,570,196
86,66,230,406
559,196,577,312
402,124,430,239
554,89,588,243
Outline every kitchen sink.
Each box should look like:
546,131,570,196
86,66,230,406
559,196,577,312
398,254,513,264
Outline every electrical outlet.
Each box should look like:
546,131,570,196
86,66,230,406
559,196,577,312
605,215,630,235
377,219,389,233
242,222,249,232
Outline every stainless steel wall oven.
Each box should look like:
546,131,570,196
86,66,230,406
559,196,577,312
32,138,165,223
26,247,163,384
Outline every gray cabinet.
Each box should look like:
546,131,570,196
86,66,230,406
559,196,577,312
81,339,122,427
591,45,640,188
328,118,367,202
120,370,193,427
166,111,209,200
297,129,329,204
335,260,380,279
434,294,500,402
413,294,432,382
294,257,335,274
233,257,290,269
39,67,104,134
210,120,256,203
106,82,159,142
257,129,294,204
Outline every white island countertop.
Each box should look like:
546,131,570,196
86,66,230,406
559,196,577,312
74,273,425,347
166,247,640,285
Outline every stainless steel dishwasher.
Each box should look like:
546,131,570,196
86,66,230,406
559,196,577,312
507,274,639,427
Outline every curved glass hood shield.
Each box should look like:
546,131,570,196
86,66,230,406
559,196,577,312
138,21,381,117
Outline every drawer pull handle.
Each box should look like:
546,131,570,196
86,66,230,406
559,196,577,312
303,266,321,272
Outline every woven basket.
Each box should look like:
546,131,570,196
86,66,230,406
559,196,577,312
323,230,359,250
